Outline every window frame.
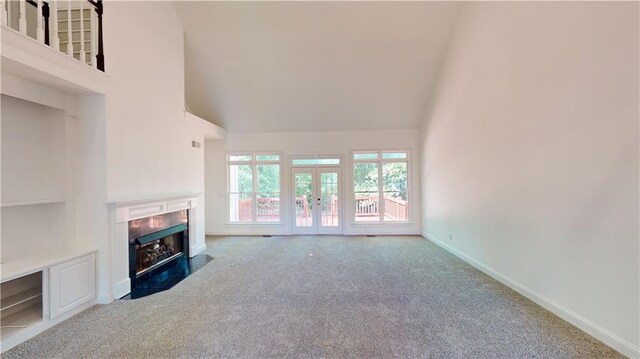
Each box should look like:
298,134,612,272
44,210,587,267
351,150,411,224
227,152,283,225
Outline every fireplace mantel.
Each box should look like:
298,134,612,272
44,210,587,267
108,194,205,300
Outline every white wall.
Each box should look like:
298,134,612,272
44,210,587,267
420,2,639,357
105,2,203,202
205,130,421,235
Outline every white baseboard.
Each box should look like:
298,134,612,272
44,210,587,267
205,230,422,236
423,232,639,359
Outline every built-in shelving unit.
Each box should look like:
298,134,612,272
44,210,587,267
1,27,105,353
0,90,98,352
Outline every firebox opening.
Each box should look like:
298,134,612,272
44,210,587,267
134,224,187,276
128,210,190,294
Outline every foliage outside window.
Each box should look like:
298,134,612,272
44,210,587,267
228,153,281,223
353,151,409,222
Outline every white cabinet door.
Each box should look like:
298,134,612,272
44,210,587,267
49,254,96,319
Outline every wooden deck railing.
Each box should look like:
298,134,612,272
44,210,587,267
236,195,406,222
355,195,408,221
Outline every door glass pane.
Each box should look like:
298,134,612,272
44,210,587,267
294,173,313,227
320,172,339,227
229,193,253,222
383,162,408,221
257,193,280,222
354,163,379,222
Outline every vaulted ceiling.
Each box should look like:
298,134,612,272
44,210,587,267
174,2,461,133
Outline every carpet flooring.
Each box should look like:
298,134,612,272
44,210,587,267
4,235,623,358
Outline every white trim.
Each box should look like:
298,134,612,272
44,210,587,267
423,233,639,359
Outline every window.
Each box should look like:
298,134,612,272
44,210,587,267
291,157,341,166
228,153,281,223
353,151,409,222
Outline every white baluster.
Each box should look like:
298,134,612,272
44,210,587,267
0,0,7,27
51,0,60,50
90,2,96,68
19,0,26,34
66,0,72,56
36,0,44,43
79,0,85,64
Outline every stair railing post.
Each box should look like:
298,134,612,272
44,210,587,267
36,0,44,42
94,0,104,71
19,0,27,34
51,0,59,50
90,1,96,68
79,0,85,64
66,0,72,56
0,0,7,27
41,1,50,45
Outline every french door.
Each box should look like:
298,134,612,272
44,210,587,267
292,167,342,234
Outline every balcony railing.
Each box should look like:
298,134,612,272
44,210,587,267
234,195,408,222
355,195,408,221
0,0,105,71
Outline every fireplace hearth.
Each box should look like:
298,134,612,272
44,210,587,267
128,210,189,292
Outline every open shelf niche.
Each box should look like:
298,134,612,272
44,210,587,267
1,94,69,264
0,272,43,340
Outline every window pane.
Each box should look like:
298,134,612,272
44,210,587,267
257,193,280,222
292,158,340,165
256,154,280,161
354,163,378,192
354,163,379,222
229,165,253,193
353,153,379,160
382,152,407,159
229,193,253,222
256,164,280,193
383,162,408,221
320,172,339,227
229,154,252,162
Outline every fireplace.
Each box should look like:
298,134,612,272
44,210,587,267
128,210,189,290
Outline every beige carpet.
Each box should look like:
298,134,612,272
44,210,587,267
4,235,624,358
